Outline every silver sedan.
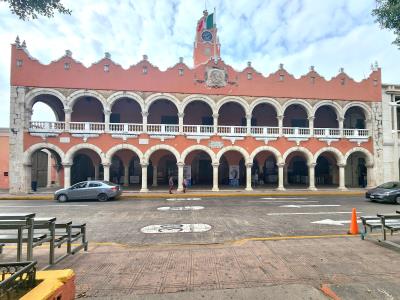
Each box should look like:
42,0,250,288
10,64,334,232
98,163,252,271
54,181,122,202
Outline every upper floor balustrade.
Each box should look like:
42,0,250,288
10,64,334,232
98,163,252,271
28,120,370,139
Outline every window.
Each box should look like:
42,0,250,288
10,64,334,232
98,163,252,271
3,172,8,177
178,68,184,76
142,66,148,74
104,64,110,72
71,182,87,189
247,73,252,80
279,74,284,81
64,62,70,70
16,59,23,67
88,182,102,187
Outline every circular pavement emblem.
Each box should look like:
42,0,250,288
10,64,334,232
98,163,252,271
141,224,212,234
157,206,204,211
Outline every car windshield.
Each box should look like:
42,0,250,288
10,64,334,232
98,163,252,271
377,182,400,189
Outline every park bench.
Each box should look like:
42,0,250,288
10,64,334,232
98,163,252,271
360,212,400,244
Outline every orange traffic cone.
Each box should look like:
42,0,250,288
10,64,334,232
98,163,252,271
348,208,359,235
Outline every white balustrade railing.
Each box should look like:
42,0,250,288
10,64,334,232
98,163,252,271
147,124,179,135
28,121,370,140
69,122,105,133
109,123,143,134
183,125,214,135
217,126,247,136
29,121,65,133
283,127,311,137
250,126,280,137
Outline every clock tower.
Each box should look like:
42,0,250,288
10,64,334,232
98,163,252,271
193,10,221,68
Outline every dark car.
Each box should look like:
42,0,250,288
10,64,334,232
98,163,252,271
54,181,122,202
366,181,400,204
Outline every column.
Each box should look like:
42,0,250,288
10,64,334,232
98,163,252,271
393,102,399,180
308,163,317,190
178,112,184,135
104,109,111,132
102,162,110,182
94,164,99,180
64,108,72,131
24,164,32,193
213,113,219,135
212,162,219,191
140,163,149,192
46,152,52,187
62,163,71,188
338,163,347,190
152,165,158,187
277,162,285,191
123,165,129,186
246,113,252,135
142,111,148,133
245,162,253,191
366,163,375,188
277,115,283,136
177,162,184,192
308,116,314,135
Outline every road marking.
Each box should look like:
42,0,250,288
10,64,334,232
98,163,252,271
267,211,362,216
166,198,202,201
157,206,204,211
279,204,341,208
261,197,308,200
311,219,361,226
141,224,211,233
0,205,89,208
249,200,319,203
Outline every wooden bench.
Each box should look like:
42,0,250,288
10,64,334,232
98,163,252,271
360,214,400,242
377,214,400,241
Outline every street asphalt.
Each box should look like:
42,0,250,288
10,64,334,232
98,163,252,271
0,195,398,245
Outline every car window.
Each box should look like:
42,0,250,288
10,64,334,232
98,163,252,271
71,182,87,189
88,183,102,188
378,182,399,189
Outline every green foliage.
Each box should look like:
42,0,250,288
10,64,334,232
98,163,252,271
2,0,71,20
372,0,400,47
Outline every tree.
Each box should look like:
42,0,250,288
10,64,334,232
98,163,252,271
2,0,71,20
372,0,400,48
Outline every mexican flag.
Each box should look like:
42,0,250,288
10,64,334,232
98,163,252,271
197,13,214,32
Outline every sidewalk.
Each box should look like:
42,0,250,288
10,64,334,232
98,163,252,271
3,236,399,299
0,188,366,200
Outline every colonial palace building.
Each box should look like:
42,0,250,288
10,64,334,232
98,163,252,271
8,11,390,194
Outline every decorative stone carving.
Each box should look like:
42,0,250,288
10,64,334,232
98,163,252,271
205,68,227,88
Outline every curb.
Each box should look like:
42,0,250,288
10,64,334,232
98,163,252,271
0,191,365,200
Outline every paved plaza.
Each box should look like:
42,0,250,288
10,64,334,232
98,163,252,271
1,195,400,299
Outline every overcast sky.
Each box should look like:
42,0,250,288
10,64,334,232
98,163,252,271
0,0,399,127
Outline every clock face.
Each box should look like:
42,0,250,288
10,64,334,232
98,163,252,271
201,30,213,42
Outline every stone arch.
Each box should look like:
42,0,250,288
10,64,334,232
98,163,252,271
249,146,283,164
143,144,181,164
180,95,216,115
282,146,313,164
312,147,345,165
64,143,106,164
250,97,283,117
105,144,144,164
343,147,373,166
107,92,144,112
181,145,217,164
216,146,250,164
25,88,67,111
282,99,313,117
216,96,250,115
144,93,181,113
67,90,107,111
23,143,65,165
312,101,343,120
343,102,372,120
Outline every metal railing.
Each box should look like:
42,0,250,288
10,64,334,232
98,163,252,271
0,261,37,300
28,121,370,139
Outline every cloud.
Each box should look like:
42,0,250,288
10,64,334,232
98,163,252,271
0,0,399,126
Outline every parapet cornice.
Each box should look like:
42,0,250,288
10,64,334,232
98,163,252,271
10,41,382,102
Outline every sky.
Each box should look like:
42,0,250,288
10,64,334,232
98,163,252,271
0,0,399,127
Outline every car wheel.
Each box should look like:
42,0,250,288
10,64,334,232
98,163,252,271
57,194,68,202
98,193,109,202
395,196,400,205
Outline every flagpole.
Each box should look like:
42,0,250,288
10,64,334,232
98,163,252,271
213,7,217,62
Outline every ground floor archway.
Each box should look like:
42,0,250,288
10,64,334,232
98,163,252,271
183,150,213,189
315,152,339,188
345,152,368,188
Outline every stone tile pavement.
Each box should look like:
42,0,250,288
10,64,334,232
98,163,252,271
2,236,400,299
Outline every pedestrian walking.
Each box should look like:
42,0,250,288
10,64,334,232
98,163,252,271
182,178,187,193
168,176,174,194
